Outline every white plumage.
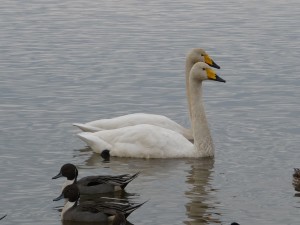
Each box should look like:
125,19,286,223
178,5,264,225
73,48,220,141
77,62,225,158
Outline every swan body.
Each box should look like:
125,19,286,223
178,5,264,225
77,124,196,158
73,48,220,141
77,62,225,158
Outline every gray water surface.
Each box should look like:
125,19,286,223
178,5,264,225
1,0,300,224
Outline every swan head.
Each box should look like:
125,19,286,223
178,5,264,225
190,62,226,83
188,48,220,69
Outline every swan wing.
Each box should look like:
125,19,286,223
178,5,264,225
76,113,193,140
79,124,195,158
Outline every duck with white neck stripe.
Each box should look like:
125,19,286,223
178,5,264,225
52,163,139,194
53,183,146,222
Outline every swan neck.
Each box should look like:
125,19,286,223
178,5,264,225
189,79,214,157
185,58,195,123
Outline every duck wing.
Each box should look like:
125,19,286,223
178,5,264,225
78,200,146,218
79,172,140,189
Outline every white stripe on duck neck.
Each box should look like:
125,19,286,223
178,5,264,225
62,179,75,192
61,201,76,220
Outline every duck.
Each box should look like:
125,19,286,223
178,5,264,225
73,48,220,141
52,163,139,194
293,168,300,192
53,183,145,222
77,62,225,158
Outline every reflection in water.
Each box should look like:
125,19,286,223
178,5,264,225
74,148,221,224
55,149,144,225
82,149,105,167
184,159,221,225
56,189,139,225
56,194,138,225
62,220,134,225
79,191,139,204
78,148,195,177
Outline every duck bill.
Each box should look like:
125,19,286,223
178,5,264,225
215,75,226,83
53,193,64,201
204,55,221,69
52,172,63,179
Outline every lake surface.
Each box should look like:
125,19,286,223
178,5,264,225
1,0,300,224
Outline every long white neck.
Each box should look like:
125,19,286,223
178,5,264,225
185,56,196,123
61,201,75,220
189,79,214,157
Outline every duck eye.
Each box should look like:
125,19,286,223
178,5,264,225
202,68,206,71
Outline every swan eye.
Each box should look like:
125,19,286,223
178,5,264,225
202,68,206,71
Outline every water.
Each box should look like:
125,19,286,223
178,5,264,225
1,0,300,224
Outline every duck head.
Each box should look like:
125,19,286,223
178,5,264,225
52,163,79,181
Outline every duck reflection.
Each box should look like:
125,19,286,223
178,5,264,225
73,148,221,224
62,218,134,225
184,158,221,225
55,184,139,225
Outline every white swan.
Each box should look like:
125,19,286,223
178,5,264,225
73,48,220,141
77,62,225,158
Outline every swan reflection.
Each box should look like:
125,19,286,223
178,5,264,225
184,159,221,225
73,148,221,224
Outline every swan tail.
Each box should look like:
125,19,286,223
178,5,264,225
76,132,111,153
73,123,103,132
